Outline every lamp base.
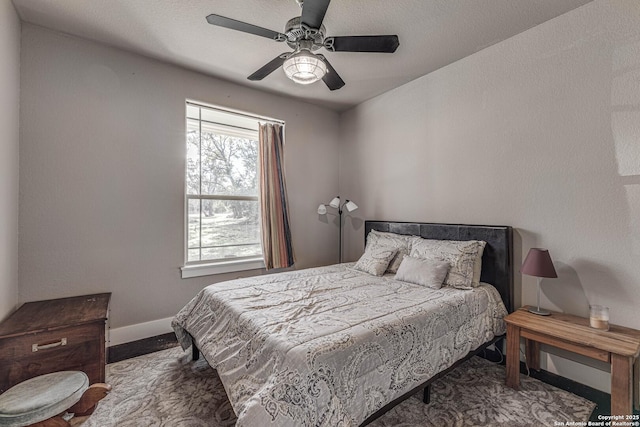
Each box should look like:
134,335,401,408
528,307,551,316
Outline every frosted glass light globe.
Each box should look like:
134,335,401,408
283,51,327,85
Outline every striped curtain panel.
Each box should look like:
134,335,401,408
258,123,295,269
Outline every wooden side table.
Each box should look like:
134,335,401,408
505,306,640,417
0,293,111,393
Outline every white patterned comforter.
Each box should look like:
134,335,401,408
172,264,507,427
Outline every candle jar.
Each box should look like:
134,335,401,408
589,305,609,331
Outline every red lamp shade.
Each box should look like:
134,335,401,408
521,248,557,278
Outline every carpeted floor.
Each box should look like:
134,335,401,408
76,346,595,426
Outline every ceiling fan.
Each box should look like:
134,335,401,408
206,0,400,91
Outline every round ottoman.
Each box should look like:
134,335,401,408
0,371,89,427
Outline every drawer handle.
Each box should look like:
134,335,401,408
32,338,67,352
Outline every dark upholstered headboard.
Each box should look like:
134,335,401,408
364,221,514,313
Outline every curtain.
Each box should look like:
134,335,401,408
258,123,295,269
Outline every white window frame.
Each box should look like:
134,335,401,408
181,101,273,278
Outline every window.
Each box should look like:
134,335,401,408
182,102,266,278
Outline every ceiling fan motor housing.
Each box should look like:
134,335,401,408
284,17,325,50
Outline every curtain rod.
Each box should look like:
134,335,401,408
186,100,285,125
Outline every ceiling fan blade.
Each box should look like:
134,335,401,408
206,14,285,41
318,56,345,91
301,0,331,29
248,54,289,81
325,35,400,53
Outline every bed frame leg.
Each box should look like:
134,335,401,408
188,334,200,361
192,344,200,361
423,385,431,404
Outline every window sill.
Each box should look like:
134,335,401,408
181,258,265,278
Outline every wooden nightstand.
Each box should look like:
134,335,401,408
0,293,111,393
505,306,640,416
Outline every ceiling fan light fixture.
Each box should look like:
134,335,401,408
283,50,327,85
207,0,399,91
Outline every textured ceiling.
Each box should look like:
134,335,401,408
12,0,593,111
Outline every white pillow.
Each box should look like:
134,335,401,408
394,256,450,289
365,230,415,273
410,238,486,289
352,246,398,276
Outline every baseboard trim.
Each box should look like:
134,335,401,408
108,317,174,347
108,333,179,364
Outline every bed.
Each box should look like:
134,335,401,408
172,221,513,427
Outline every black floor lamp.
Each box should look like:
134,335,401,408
317,196,358,263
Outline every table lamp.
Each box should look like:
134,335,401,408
521,248,557,316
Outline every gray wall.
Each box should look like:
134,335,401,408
0,1,20,322
19,25,340,329
339,0,640,392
